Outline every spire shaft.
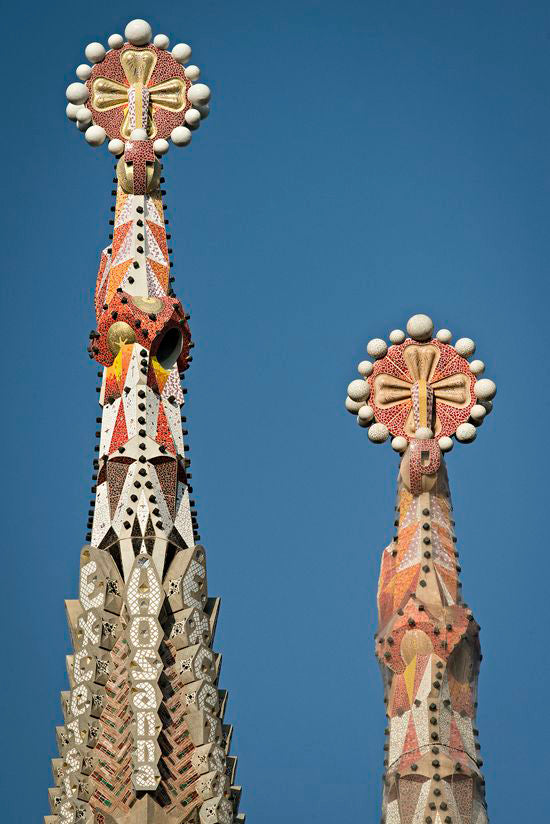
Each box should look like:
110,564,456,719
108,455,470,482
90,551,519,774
47,20,242,824
345,314,496,824
376,461,487,824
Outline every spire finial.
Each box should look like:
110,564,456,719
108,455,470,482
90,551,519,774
65,19,211,158
346,313,497,453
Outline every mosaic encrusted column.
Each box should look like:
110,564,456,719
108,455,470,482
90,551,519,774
345,314,497,824
45,19,244,824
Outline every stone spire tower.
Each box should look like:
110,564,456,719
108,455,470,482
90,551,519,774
46,19,244,824
345,314,497,824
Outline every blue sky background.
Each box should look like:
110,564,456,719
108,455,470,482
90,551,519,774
2,1,549,821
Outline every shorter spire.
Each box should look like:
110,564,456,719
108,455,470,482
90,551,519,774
344,313,495,824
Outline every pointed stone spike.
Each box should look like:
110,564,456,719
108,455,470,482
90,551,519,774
65,599,82,641
108,794,182,822
205,595,221,638
51,757,64,785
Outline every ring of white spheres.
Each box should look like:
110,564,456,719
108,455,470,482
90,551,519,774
153,138,170,156
66,83,89,104
76,64,92,81
470,404,487,422
454,338,476,357
357,361,373,377
124,19,152,46
436,329,452,343
391,436,408,452
108,34,124,49
406,314,434,341
85,42,106,63
172,43,192,64
153,34,170,49
358,405,374,423
438,436,453,452
108,139,124,155
85,125,106,146
368,423,389,443
474,379,497,401
347,379,370,402
389,329,406,344
456,422,477,442
366,338,387,359
345,397,364,413
171,126,192,146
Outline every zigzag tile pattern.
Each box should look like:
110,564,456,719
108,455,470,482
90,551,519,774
376,463,488,824
46,161,244,824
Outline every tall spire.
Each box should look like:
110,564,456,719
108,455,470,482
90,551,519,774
46,20,244,824
345,314,496,824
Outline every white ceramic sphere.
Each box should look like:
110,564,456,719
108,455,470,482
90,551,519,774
368,423,389,443
85,124,106,146
77,118,88,132
358,405,374,424
108,138,125,155
391,436,408,452
187,83,211,105
125,19,152,46
185,65,201,81
389,329,406,345
66,102,80,121
470,404,487,422
469,359,485,375
172,42,192,64
66,82,89,104
474,378,496,401
366,338,387,359
407,314,434,341
456,422,477,442
154,34,170,49
480,399,493,414
185,108,201,127
171,126,192,146
357,360,373,377
438,436,454,452
436,328,452,343
85,42,106,63
415,427,433,440
347,379,370,402
196,103,210,119
454,337,476,357
345,397,363,414
76,107,92,125
153,138,170,156
108,33,124,49
130,128,148,141
76,63,92,81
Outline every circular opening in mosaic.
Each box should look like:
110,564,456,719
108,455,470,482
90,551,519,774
155,326,183,369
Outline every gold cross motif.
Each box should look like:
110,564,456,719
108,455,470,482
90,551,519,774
91,49,186,139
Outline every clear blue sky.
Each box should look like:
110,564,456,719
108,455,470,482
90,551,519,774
2,1,548,821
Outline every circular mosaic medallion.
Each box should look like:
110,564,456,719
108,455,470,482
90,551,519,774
368,339,476,439
86,44,191,141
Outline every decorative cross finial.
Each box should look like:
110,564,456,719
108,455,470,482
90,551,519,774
65,18,211,182
346,313,496,489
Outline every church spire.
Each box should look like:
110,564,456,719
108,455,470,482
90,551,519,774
46,19,243,824
345,313,496,824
